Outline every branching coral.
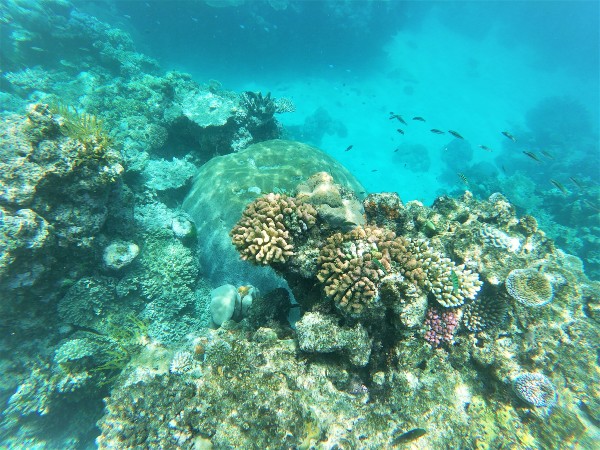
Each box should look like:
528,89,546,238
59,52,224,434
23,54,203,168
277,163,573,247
316,226,482,318
317,226,395,319
463,295,508,332
230,193,317,265
505,268,554,307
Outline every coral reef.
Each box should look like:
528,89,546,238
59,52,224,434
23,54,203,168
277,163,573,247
182,140,365,289
0,103,122,295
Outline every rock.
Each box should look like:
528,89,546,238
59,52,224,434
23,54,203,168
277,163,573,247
210,284,240,327
103,241,140,270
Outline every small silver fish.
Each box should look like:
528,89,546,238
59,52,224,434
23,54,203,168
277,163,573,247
501,131,516,142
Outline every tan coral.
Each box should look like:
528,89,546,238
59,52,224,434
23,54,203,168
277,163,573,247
230,193,317,265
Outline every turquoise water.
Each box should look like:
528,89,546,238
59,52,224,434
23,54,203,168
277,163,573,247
1,1,599,448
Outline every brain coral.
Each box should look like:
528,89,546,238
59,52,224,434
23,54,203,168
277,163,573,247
505,268,554,307
230,193,317,265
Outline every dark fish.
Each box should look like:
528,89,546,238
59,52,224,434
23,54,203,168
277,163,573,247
448,130,464,139
390,428,427,445
540,150,555,160
501,131,516,142
583,199,600,213
388,113,407,125
430,129,445,134
412,116,426,122
550,179,569,195
457,173,469,185
396,129,404,135
371,169,378,172
345,145,353,152
569,176,584,189
478,144,492,152
522,151,542,162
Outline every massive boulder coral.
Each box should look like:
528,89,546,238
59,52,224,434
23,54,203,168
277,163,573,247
182,140,365,289
230,193,317,265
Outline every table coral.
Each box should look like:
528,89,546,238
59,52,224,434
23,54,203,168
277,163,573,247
230,193,317,265
505,268,554,307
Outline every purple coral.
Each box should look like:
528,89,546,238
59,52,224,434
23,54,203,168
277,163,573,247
512,373,557,407
424,307,458,347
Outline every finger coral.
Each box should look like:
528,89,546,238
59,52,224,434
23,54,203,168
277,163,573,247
317,226,396,319
505,268,554,307
230,193,317,265
316,226,483,318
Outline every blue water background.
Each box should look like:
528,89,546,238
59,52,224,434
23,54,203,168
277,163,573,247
86,0,599,204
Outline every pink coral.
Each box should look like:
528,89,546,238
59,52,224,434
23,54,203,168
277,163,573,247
424,307,458,347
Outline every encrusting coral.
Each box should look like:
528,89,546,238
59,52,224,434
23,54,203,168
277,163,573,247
505,267,554,307
230,192,317,265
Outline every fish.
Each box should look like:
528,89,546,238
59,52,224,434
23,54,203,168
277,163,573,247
430,129,445,134
522,151,542,163
540,150,555,160
457,173,469,185
371,169,378,172
479,144,492,152
448,130,464,139
372,257,388,275
30,46,45,52
501,131,516,142
412,116,426,122
583,199,600,213
393,148,399,152
345,145,353,152
550,179,569,195
450,270,460,293
388,113,407,125
396,129,404,135
390,428,427,445
569,176,584,189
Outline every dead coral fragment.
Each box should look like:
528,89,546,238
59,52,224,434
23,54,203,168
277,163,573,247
505,268,554,307
230,193,317,265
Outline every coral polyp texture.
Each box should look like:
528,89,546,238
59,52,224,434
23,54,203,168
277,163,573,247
230,193,317,265
424,306,459,347
505,268,554,307
512,373,557,408
462,295,508,332
316,226,396,319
